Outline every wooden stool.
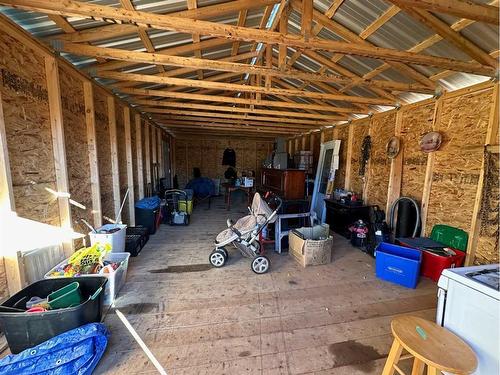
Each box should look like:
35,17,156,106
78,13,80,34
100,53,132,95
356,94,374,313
382,316,477,375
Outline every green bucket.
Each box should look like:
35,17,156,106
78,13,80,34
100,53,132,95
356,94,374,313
48,282,82,309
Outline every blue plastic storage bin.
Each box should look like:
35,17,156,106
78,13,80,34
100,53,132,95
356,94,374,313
375,242,422,288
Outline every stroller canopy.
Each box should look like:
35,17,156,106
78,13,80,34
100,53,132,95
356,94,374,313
0,323,108,375
216,193,275,244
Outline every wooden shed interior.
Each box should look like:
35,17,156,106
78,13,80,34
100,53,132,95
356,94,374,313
0,0,498,373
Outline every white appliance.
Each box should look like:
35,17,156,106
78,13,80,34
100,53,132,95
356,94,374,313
436,264,500,375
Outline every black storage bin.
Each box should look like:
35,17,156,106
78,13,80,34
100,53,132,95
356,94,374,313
0,276,107,354
135,207,159,235
126,225,149,247
125,234,143,257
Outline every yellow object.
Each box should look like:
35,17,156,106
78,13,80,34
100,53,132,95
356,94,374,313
68,243,111,268
382,315,477,375
178,199,193,215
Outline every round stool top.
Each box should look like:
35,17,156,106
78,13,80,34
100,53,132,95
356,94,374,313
391,316,477,374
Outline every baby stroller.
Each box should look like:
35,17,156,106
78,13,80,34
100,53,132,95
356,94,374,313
209,192,282,274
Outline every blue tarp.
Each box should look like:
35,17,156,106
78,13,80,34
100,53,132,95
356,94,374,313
135,196,161,210
186,177,215,198
0,323,108,375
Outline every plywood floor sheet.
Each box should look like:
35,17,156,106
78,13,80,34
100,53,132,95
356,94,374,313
95,196,437,375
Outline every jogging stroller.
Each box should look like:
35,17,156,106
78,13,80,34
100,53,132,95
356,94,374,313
209,192,282,274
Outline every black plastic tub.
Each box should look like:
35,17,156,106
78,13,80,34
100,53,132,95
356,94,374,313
0,276,107,354
135,207,159,235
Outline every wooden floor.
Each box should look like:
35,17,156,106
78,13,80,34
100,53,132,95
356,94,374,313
95,195,437,375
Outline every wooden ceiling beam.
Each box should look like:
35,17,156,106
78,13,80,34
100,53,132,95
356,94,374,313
301,0,313,40
289,0,443,86
154,117,312,131
186,0,203,80
111,51,258,90
48,0,282,43
359,6,400,39
94,38,230,72
161,123,297,134
390,1,498,68
324,0,345,18
133,100,345,120
390,0,499,25
143,108,337,125
7,0,495,76
58,42,433,94
359,0,498,82
97,70,396,105
120,87,369,113
120,0,165,73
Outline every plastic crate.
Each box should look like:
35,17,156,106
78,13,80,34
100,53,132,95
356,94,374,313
125,234,143,257
89,224,127,252
396,237,466,282
45,252,130,306
375,243,422,288
0,277,107,354
421,249,466,282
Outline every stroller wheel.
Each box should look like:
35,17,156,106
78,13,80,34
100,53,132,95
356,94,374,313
209,250,226,268
219,247,229,259
251,256,270,274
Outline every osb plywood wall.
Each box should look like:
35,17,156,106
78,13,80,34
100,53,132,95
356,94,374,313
59,65,93,243
425,88,494,234
475,151,499,264
400,102,435,201
365,112,396,208
116,103,130,223
174,137,273,187
349,118,370,196
0,28,59,226
327,84,497,265
93,88,114,221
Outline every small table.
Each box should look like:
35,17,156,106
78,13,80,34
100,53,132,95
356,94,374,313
222,183,253,210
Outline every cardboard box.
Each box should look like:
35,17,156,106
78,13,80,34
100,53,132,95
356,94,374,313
289,224,333,267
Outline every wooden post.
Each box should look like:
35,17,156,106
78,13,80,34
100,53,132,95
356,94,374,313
135,114,144,199
465,83,499,265
294,137,300,153
171,135,176,186
151,123,157,191
144,121,151,192
0,89,25,295
107,96,121,222
265,44,272,88
45,56,73,257
420,97,443,236
386,109,404,214
83,81,102,228
124,107,135,225
309,132,315,154
344,123,355,190
157,127,163,178
301,134,307,151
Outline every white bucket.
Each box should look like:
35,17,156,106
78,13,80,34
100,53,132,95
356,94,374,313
89,224,127,253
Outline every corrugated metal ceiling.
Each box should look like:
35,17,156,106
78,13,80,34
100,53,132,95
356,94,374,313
0,0,497,121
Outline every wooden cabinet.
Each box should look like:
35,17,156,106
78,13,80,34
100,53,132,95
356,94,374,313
261,168,305,200
324,199,371,238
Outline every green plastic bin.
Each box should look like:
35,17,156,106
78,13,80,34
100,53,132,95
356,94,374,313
430,224,468,251
48,282,82,309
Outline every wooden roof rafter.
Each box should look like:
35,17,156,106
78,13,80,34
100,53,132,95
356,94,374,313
11,0,493,76
349,0,499,88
